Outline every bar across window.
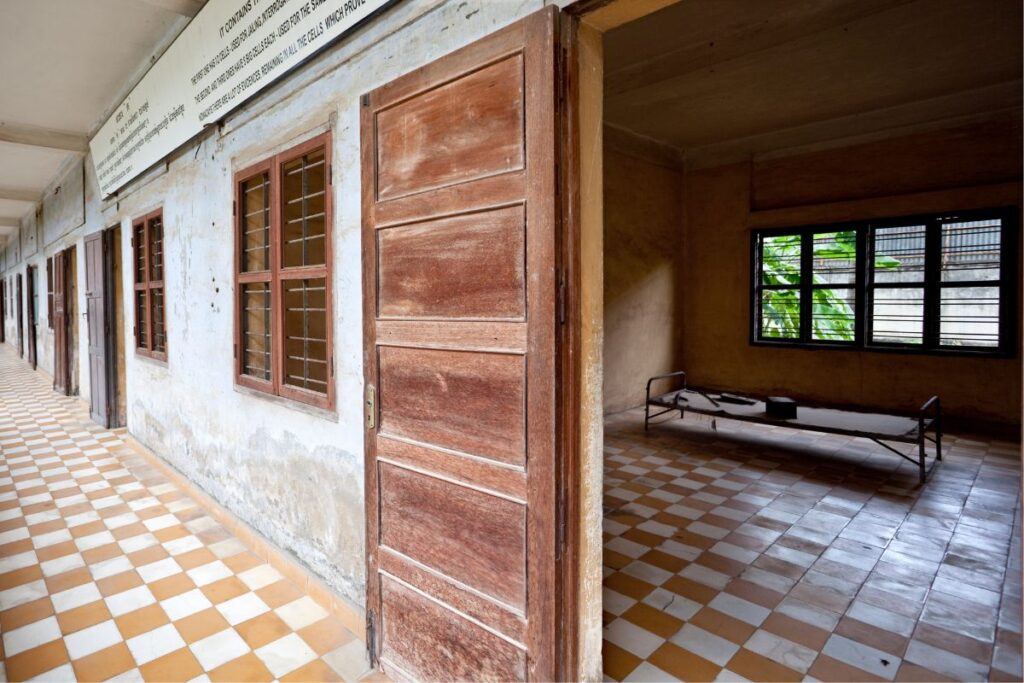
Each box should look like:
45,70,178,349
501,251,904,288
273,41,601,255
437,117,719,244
752,207,1016,355
133,209,167,360
234,133,333,410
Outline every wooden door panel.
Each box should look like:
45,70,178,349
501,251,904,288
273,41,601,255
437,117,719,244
26,267,37,369
377,205,526,320
378,462,526,608
363,8,559,681
85,234,108,424
380,576,527,682
378,345,525,465
375,54,525,202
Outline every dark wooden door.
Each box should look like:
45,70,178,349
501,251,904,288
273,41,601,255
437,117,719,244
53,250,70,394
0,278,6,344
85,233,110,425
26,266,37,369
362,8,561,681
16,274,23,358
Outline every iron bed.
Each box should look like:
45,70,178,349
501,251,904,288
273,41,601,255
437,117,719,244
644,371,942,484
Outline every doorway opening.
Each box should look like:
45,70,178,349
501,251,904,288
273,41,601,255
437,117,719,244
578,1,1023,680
16,273,23,358
26,264,38,369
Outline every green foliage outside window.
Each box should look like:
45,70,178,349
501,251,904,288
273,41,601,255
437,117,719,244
760,231,899,341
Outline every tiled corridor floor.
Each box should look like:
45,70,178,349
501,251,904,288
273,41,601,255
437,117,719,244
0,348,373,682
603,408,1023,682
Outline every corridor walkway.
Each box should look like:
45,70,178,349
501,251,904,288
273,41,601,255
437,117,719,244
0,347,372,682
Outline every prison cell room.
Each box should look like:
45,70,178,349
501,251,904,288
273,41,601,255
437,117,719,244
596,0,1022,680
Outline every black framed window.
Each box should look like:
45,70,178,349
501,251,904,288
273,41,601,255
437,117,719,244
752,207,1016,355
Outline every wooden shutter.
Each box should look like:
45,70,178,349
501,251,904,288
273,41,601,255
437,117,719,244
26,267,37,369
361,7,561,681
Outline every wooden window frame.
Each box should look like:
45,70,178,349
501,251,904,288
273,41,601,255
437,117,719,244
233,132,334,411
750,206,1018,357
132,209,167,361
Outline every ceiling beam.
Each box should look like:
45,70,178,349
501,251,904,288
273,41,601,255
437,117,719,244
137,0,206,18
0,122,88,153
0,188,40,203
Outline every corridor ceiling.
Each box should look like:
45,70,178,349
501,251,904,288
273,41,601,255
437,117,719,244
0,0,205,245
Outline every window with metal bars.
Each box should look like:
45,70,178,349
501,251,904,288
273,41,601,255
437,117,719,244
233,133,333,410
132,209,167,360
752,207,1016,355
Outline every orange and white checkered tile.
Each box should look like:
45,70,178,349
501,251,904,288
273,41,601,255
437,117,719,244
0,347,378,682
602,409,1023,682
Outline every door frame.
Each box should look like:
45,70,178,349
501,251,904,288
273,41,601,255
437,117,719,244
53,248,72,395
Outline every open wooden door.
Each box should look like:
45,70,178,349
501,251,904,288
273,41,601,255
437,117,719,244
53,250,70,394
85,233,111,425
26,266,37,369
361,7,564,681
16,274,24,358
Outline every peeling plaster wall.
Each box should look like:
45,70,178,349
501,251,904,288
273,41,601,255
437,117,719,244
95,0,551,608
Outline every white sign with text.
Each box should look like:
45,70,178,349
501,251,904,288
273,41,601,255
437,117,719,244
90,0,391,197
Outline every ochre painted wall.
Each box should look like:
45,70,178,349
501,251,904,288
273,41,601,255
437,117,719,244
680,123,1023,430
602,144,683,413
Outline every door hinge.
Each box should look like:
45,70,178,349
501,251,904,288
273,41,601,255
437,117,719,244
330,356,334,376
366,609,377,668
365,384,376,430
361,93,370,108
233,343,237,359
232,201,236,217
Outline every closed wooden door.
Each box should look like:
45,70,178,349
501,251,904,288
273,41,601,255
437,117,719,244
1,278,6,344
26,266,37,369
53,250,69,394
362,8,562,681
16,274,23,358
85,233,109,424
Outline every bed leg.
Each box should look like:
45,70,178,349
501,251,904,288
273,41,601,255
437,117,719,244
644,402,650,432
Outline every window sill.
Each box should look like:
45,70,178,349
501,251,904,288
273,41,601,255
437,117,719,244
134,350,168,367
233,383,338,422
750,339,1015,359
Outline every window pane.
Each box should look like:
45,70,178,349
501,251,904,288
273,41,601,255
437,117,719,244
761,289,800,339
872,225,925,284
812,287,855,341
940,285,1000,348
149,217,163,282
281,148,327,269
241,173,271,272
283,277,328,394
134,222,146,283
151,288,165,353
135,290,148,348
941,218,1001,283
871,287,924,345
761,234,801,286
241,283,272,381
812,231,856,285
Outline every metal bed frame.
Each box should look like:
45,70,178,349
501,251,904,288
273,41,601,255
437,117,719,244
644,371,942,484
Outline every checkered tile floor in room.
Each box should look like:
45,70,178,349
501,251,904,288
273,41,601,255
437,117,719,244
602,408,1023,682
0,347,377,682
